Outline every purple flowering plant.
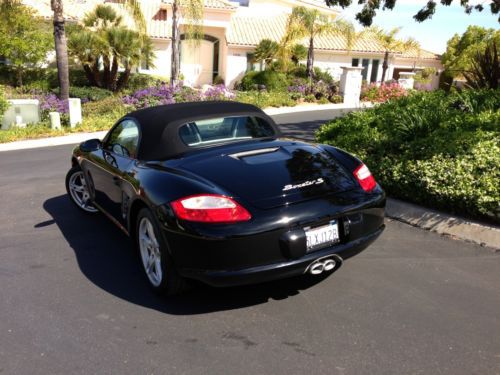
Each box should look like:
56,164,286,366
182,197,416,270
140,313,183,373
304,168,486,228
122,82,236,110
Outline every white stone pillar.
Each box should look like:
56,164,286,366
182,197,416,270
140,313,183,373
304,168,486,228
68,98,82,128
398,72,416,89
339,66,364,107
49,112,61,130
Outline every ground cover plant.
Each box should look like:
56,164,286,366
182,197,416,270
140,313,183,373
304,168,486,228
316,89,500,223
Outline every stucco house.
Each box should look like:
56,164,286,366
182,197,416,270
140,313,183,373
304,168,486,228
26,0,443,89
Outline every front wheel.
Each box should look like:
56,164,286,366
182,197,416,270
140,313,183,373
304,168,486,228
136,208,187,296
65,166,98,213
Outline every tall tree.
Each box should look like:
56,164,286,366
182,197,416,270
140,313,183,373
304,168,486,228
51,0,70,100
442,26,500,80
323,0,499,26
0,0,51,87
285,7,334,81
170,0,204,85
365,26,420,82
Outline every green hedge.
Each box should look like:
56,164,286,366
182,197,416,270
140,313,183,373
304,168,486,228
59,86,114,102
316,89,500,223
238,71,289,92
0,85,8,121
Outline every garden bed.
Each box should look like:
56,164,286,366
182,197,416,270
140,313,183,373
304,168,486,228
316,89,500,224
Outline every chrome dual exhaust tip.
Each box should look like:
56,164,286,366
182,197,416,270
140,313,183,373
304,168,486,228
307,255,343,275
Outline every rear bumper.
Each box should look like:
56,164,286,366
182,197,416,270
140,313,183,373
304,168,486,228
159,191,386,287
179,225,384,287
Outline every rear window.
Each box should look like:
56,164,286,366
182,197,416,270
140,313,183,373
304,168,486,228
179,116,276,146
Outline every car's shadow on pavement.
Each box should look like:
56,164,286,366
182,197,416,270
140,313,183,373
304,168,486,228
40,195,333,315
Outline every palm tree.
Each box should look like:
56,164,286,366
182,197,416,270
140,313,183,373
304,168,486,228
285,7,335,80
365,26,420,82
170,0,204,85
290,44,308,65
51,0,69,101
332,19,362,53
254,39,280,67
51,0,146,98
68,5,155,91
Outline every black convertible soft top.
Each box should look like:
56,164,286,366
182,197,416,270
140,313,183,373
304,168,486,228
118,101,281,161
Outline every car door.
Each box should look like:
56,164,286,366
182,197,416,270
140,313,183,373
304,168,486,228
84,119,140,226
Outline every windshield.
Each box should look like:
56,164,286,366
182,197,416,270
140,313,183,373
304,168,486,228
179,116,276,146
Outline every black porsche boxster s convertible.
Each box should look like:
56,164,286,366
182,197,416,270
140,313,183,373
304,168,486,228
66,101,385,295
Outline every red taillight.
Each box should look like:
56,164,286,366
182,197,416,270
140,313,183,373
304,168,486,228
353,164,377,192
171,194,252,223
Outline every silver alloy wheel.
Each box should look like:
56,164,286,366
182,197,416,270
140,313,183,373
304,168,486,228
68,171,98,213
138,217,163,287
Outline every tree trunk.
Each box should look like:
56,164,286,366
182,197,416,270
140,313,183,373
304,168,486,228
381,51,389,83
91,61,101,87
51,0,69,101
16,67,23,87
109,57,119,91
102,55,111,89
170,0,180,85
306,36,314,92
116,68,132,91
83,65,98,87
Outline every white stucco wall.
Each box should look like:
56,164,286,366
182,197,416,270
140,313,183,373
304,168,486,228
392,57,443,89
226,47,252,88
139,39,171,79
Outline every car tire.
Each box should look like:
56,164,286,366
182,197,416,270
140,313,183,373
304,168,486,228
136,207,187,296
65,166,99,214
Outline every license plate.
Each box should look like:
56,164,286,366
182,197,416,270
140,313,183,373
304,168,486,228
305,220,339,251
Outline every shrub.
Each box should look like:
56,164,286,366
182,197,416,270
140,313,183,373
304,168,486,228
0,66,89,89
238,70,288,92
0,85,9,122
288,83,307,100
122,83,236,110
213,75,225,85
236,91,296,108
82,97,126,116
361,82,408,102
313,67,334,84
51,86,114,102
290,65,334,84
316,89,500,223
203,85,236,101
125,73,167,92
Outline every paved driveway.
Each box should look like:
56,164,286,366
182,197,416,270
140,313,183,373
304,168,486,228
0,112,499,374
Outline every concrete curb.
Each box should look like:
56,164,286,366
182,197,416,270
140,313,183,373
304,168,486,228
263,102,373,116
0,103,374,152
386,198,500,250
0,131,108,152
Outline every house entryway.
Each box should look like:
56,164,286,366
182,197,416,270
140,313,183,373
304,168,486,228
180,35,220,87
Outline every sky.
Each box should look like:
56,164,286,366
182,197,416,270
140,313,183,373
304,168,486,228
336,0,499,54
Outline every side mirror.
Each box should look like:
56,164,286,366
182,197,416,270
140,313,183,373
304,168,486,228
80,138,102,153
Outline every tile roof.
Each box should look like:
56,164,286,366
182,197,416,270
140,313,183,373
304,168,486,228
162,0,237,10
227,15,440,60
23,0,234,39
22,1,440,60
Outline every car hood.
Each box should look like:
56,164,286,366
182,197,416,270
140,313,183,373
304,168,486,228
174,140,357,209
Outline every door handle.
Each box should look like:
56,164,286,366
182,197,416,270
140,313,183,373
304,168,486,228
112,176,120,186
